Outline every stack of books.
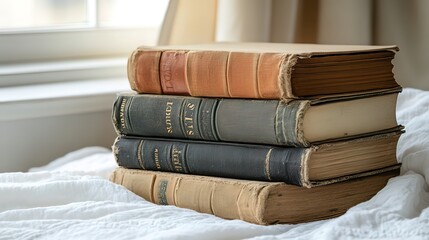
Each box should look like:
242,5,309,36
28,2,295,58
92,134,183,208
110,43,403,225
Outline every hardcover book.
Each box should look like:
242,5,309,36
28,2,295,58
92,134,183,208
113,92,400,146
110,166,400,225
113,131,402,187
127,42,401,100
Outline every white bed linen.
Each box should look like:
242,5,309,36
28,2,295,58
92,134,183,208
1,88,428,240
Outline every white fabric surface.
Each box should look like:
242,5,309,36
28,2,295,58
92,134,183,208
1,88,428,239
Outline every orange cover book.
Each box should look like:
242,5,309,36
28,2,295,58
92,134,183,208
128,42,400,100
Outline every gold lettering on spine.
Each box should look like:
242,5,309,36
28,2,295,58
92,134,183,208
171,147,183,172
184,117,194,136
165,101,174,134
161,55,174,91
154,148,161,169
184,102,195,136
119,98,127,130
187,103,195,110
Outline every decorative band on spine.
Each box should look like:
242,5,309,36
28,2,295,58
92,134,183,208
160,51,190,95
124,96,134,133
294,101,312,147
225,52,232,97
198,98,219,141
264,148,273,181
274,101,285,145
274,100,304,146
137,140,145,170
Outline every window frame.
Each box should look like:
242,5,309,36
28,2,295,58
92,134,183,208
0,0,170,87
0,27,160,63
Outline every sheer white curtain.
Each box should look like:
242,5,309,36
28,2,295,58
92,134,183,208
159,0,429,90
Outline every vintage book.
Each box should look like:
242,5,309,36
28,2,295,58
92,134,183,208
127,42,401,99
110,166,400,224
112,131,401,187
113,92,400,146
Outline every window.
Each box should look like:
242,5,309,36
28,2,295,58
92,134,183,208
0,0,169,86
0,0,168,30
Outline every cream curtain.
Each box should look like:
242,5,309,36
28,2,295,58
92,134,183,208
159,0,429,90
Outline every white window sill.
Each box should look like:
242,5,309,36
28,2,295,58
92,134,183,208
0,57,128,87
0,78,130,121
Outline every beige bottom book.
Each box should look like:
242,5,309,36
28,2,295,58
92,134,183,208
111,166,400,225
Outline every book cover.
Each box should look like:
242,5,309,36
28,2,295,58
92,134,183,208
110,166,400,224
128,42,401,100
113,92,400,146
113,131,402,187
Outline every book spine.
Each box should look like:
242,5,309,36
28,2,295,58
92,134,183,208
113,137,307,186
127,49,292,99
112,95,309,146
110,167,400,225
110,167,272,224
128,50,163,94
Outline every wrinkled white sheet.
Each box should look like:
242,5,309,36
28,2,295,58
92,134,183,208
1,88,428,240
